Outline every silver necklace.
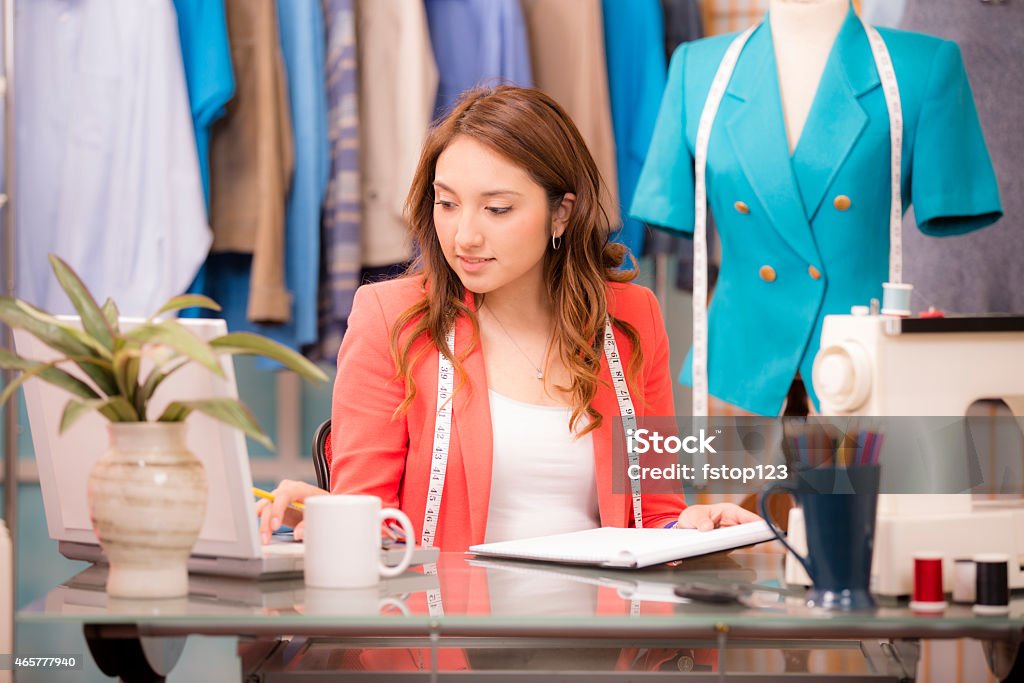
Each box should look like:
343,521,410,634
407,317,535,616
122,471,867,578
483,305,549,380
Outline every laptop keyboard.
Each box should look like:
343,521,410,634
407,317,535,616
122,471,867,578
263,542,305,556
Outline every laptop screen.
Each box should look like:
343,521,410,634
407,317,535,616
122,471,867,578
15,317,265,560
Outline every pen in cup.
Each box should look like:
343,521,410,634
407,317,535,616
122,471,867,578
252,487,305,512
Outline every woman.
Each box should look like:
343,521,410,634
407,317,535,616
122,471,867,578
259,86,758,547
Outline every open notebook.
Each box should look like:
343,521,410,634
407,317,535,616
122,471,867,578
467,522,774,569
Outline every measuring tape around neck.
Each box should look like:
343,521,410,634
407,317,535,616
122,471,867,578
691,20,904,418
421,315,644,554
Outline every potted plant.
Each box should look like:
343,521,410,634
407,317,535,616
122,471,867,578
0,255,328,598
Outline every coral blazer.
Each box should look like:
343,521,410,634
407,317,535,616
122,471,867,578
330,276,687,551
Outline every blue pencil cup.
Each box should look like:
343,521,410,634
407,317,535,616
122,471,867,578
761,465,881,610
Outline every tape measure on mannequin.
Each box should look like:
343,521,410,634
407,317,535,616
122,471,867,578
690,20,904,417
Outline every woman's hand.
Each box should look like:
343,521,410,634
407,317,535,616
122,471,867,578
256,479,328,543
675,503,761,532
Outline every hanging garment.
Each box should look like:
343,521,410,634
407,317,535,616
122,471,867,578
171,0,235,205
205,0,329,355
15,0,210,316
647,0,715,292
274,0,329,347
601,0,666,260
861,0,906,28
172,0,235,318
899,0,1023,313
424,0,533,120
704,0,767,35
209,0,295,323
661,0,704,56
357,0,438,268
309,0,362,361
520,0,620,230
631,6,1002,416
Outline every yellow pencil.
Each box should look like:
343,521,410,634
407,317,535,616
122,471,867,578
252,487,305,512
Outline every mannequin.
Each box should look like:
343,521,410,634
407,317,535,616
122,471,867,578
631,0,1002,416
769,0,849,152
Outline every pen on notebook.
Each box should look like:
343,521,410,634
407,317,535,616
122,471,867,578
252,487,304,512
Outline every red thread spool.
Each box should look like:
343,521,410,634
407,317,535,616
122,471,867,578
910,552,946,613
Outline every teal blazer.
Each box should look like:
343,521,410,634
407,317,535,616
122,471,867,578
630,7,1002,416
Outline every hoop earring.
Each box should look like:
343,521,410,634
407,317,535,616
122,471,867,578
551,234,562,250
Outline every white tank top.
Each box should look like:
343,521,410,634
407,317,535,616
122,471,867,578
483,390,600,543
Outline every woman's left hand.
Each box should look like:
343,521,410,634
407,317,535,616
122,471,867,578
675,503,761,531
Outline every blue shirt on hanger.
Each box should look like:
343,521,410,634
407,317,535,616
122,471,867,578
172,0,235,205
424,0,533,119
602,0,667,260
172,0,235,316
204,0,329,358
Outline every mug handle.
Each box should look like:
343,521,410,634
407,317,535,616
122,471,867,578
759,483,813,580
378,508,415,578
377,596,411,616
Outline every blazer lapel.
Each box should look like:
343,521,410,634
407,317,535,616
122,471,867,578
452,298,494,545
791,8,878,221
723,25,821,268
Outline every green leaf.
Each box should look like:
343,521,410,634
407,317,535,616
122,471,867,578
113,350,141,408
48,254,115,352
209,332,328,383
158,398,273,450
156,402,191,422
136,358,189,412
152,294,222,318
0,351,101,402
0,298,118,397
97,396,138,422
0,357,124,412
58,398,133,433
124,319,224,378
0,297,95,358
101,298,120,333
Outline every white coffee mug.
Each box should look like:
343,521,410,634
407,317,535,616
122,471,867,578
304,495,415,589
303,586,411,616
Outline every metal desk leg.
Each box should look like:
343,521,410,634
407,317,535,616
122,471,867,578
83,624,186,683
877,639,919,683
982,634,1023,682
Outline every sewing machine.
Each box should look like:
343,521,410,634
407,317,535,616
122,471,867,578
785,309,1024,596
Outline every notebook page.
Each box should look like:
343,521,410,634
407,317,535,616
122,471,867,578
468,522,773,569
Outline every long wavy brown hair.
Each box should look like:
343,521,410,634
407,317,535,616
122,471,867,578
391,86,643,435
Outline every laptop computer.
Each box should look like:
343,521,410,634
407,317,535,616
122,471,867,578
15,317,437,579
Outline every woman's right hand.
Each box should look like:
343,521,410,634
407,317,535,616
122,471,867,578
256,479,328,544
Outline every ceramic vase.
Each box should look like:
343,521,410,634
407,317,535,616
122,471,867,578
87,422,207,598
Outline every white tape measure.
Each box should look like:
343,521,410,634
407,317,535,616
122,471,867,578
420,326,456,617
691,20,904,417
602,318,644,529
421,315,644,551
417,315,644,614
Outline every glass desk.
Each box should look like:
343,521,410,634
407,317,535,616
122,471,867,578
18,548,1024,682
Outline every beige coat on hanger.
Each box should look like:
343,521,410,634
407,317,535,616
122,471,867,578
520,0,620,230
357,0,439,268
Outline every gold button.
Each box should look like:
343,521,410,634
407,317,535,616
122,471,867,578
734,201,750,214
808,265,822,280
759,265,776,282
834,195,852,211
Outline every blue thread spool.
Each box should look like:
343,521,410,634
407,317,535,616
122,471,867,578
881,283,913,317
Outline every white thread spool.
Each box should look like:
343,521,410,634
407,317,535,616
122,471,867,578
881,282,913,316
952,558,976,604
